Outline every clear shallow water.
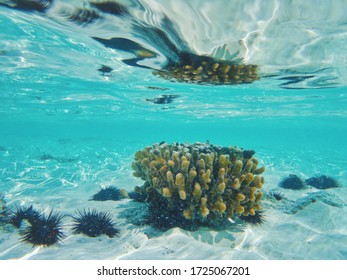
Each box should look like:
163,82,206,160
0,0,347,260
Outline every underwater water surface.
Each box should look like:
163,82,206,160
0,0,347,260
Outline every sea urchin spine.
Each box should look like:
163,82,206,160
239,210,266,226
269,191,286,201
20,210,65,247
10,205,42,228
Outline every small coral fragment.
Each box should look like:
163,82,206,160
254,166,266,175
253,175,262,189
179,190,187,200
166,171,174,188
243,159,253,173
200,197,210,218
192,183,202,200
183,208,192,220
233,178,240,189
232,160,243,176
235,206,245,215
218,182,226,193
255,192,263,202
217,201,227,214
237,193,246,201
162,187,172,197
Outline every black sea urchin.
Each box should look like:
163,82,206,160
279,174,305,190
72,209,119,238
10,205,41,228
305,175,340,189
90,186,122,201
128,191,147,202
239,211,266,227
143,194,197,231
20,210,65,247
269,191,286,201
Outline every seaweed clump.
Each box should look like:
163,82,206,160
131,142,265,229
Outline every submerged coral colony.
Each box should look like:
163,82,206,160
131,142,266,229
1,142,341,248
1,141,267,247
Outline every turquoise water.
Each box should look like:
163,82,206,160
1,1,347,260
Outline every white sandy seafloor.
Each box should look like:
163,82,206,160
0,139,347,260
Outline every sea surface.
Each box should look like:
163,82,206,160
0,0,347,260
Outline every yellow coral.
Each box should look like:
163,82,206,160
204,169,211,184
175,173,184,189
218,182,226,193
216,201,227,214
162,187,172,197
219,155,228,169
201,207,210,217
233,178,240,189
181,159,189,174
254,204,262,210
218,168,225,182
192,183,202,199
183,208,192,219
212,63,219,71
132,142,265,225
179,190,187,200
254,166,266,174
198,158,205,170
243,159,253,173
243,173,254,187
235,206,245,215
237,193,246,201
200,197,210,217
166,171,174,188
186,168,197,187
152,177,158,188
232,160,243,176
253,175,262,189
255,192,263,203
206,154,213,171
